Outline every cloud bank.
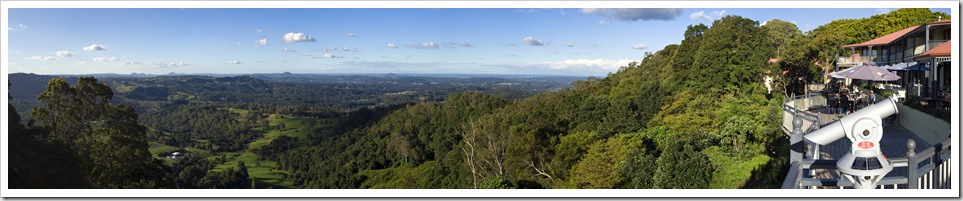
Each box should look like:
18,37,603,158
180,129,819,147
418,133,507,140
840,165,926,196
93,57,120,62
690,10,727,21
409,42,439,49
632,43,647,49
31,56,59,61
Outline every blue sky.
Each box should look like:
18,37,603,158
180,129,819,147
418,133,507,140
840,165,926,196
6,8,951,76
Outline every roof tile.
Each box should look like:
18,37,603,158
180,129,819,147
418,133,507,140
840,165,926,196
843,25,921,48
917,40,951,58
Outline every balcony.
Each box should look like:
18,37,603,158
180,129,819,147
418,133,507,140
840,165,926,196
926,40,947,52
836,55,876,67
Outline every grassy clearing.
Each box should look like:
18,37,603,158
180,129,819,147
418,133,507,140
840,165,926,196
148,142,180,157
224,107,251,116
211,152,293,188
209,114,335,188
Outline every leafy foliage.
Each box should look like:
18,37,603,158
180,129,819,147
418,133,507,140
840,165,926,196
12,77,171,188
11,10,949,189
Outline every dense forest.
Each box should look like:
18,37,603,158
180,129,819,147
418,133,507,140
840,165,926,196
7,9,948,189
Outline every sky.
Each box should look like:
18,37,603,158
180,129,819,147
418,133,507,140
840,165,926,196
5,7,952,76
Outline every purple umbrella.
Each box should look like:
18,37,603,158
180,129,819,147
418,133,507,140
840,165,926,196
838,63,901,81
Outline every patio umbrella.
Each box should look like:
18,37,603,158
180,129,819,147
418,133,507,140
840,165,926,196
903,63,929,71
830,67,857,79
882,62,913,70
838,63,901,81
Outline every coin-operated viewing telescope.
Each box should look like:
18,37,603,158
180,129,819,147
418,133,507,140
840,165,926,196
804,96,899,189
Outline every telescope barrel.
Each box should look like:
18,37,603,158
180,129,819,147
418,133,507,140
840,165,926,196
804,97,899,145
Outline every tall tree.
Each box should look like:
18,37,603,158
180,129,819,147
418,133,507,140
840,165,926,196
27,77,169,188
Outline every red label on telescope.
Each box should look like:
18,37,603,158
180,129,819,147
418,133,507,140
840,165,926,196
858,141,874,149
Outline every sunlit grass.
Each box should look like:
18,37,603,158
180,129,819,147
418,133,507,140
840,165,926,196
207,114,335,188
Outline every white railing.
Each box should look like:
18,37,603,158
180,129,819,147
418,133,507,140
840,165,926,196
927,40,947,52
781,128,952,189
781,93,833,134
837,55,876,65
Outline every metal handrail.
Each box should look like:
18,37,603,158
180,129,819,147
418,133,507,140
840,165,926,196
782,162,802,189
781,102,952,189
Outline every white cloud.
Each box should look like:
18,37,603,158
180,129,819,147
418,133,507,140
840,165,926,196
255,38,268,47
505,43,517,47
409,42,439,49
523,36,544,46
321,53,343,59
387,43,399,48
283,32,316,43
580,8,683,21
123,61,142,65
346,32,356,37
321,47,352,52
283,48,296,52
8,24,28,31
565,43,575,48
83,44,107,51
228,60,242,64
256,29,263,32
459,41,472,48
31,56,59,61
691,10,726,21
93,57,120,62
712,10,726,18
420,42,438,48
598,20,610,26
876,8,891,14
77,61,88,65
236,41,242,46
542,59,635,70
632,43,647,49
56,50,74,57
146,61,189,67
690,11,710,20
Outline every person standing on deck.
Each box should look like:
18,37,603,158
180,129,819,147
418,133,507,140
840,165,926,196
829,93,838,114
841,93,850,115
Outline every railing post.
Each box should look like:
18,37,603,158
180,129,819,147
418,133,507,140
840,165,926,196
789,116,805,189
790,116,804,164
906,139,918,189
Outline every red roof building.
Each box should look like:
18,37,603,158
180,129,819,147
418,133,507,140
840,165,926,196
843,25,922,49
837,19,951,99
